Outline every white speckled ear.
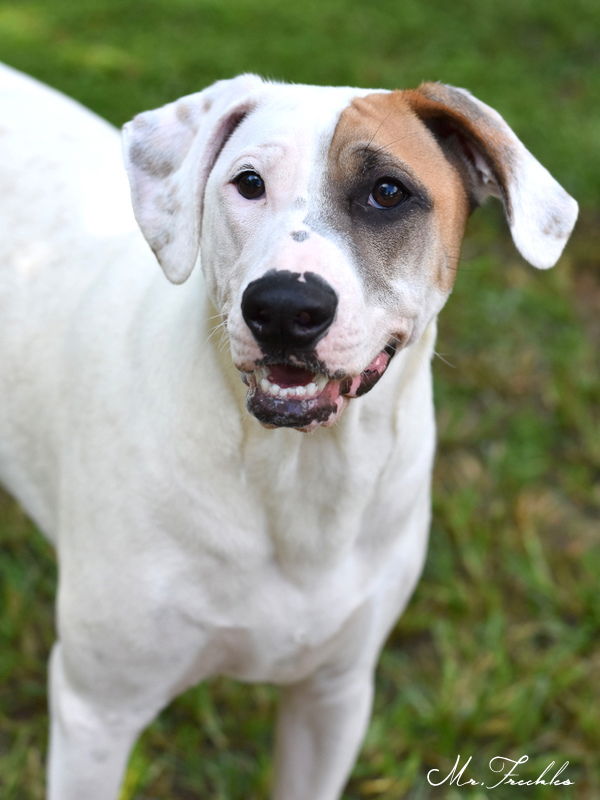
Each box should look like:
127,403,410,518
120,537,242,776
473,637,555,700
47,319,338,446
122,74,265,283
407,83,578,269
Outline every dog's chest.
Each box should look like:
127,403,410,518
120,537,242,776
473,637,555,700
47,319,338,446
168,533,413,686
188,554,372,683
153,425,429,685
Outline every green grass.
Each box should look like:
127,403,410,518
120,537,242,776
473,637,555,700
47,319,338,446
0,1,598,798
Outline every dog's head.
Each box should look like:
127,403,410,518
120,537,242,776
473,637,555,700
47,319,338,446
123,77,577,432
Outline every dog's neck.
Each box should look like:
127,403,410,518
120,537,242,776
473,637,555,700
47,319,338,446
198,291,439,573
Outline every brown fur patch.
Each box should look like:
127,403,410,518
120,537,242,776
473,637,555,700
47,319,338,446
328,91,471,291
404,83,516,213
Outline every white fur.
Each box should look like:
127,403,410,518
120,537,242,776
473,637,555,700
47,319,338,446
0,64,576,800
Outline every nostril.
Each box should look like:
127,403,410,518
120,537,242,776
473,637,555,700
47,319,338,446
255,309,270,323
245,306,272,335
295,310,313,327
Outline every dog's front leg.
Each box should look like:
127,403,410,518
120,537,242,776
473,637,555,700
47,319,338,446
272,664,374,800
47,642,162,800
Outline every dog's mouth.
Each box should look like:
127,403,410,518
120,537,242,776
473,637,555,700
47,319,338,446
241,342,397,431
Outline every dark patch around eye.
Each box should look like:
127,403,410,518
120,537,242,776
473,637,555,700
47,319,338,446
310,145,436,306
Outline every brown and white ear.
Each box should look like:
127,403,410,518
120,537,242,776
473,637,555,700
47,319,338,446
122,74,265,283
405,83,578,269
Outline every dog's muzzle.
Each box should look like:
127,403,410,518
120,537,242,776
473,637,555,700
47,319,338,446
239,270,397,431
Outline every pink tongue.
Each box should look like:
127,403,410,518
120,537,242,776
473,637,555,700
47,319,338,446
268,364,316,388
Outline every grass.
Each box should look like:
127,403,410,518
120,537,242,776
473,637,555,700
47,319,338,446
0,1,598,798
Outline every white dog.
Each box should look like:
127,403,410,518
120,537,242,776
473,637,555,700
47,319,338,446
0,64,577,800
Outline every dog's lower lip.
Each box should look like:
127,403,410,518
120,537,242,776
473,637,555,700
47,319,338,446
341,341,397,398
240,341,397,429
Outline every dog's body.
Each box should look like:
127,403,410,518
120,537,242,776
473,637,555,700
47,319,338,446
0,64,577,799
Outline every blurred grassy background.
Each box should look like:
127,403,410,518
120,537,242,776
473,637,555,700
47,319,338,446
0,0,598,798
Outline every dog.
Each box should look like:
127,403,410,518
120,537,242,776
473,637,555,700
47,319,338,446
0,63,577,800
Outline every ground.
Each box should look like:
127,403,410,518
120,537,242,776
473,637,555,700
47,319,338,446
0,1,598,797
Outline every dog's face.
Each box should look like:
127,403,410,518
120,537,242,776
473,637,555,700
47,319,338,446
201,88,470,431
123,77,577,431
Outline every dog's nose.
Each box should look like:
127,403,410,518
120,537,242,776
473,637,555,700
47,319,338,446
242,270,338,351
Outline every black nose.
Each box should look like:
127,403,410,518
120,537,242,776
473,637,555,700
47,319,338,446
241,270,338,352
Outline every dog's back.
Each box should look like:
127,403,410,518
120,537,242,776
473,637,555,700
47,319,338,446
0,64,145,535
0,64,134,268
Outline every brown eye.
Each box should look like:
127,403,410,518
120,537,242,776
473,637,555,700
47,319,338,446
368,178,409,209
234,170,265,199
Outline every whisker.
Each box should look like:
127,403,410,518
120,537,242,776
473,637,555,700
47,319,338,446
218,337,230,354
433,350,455,368
366,128,422,158
361,111,396,164
206,319,228,345
388,334,405,347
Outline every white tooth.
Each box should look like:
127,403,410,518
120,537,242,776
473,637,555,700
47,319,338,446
305,382,318,397
315,374,328,391
294,385,306,397
279,387,290,397
271,384,282,396
260,378,270,392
